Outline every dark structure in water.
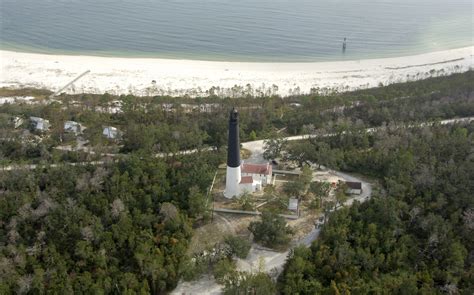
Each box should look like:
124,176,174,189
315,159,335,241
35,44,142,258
342,37,347,53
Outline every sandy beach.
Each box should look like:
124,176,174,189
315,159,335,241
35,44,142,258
1,47,472,97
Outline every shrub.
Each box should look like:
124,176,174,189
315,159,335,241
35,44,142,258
180,257,207,282
223,271,276,295
213,258,237,284
225,235,251,259
239,193,255,211
248,211,293,249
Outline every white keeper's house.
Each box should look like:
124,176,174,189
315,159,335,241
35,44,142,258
241,162,272,186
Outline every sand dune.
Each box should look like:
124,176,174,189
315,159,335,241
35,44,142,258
1,47,472,97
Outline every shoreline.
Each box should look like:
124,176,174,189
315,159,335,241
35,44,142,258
3,42,472,63
1,47,473,97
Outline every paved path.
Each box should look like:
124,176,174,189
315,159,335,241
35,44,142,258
213,208,298,220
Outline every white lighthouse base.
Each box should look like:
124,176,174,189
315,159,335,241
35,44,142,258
224,166,241,198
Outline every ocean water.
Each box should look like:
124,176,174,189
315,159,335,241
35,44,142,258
1,0,472,62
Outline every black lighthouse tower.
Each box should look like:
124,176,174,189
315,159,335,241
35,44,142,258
227,108,240,168
224,108,242,197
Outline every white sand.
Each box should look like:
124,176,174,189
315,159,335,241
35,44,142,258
1,47,472,97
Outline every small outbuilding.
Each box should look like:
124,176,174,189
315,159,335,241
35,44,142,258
288,198,299,212
64,121,86,135
102,126,122,139
345,181,362,195
11,116,24,129
30,117,50,132
103,126,122,139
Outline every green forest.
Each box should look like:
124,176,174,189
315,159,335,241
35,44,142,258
0,152,221,293
0,71,473,293
279,124,473,293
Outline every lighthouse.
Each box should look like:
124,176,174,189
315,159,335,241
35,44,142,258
224,108,242,198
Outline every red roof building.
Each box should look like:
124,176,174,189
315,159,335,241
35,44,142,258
240,176,254,184
241,162,273,187
241,163,272,175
